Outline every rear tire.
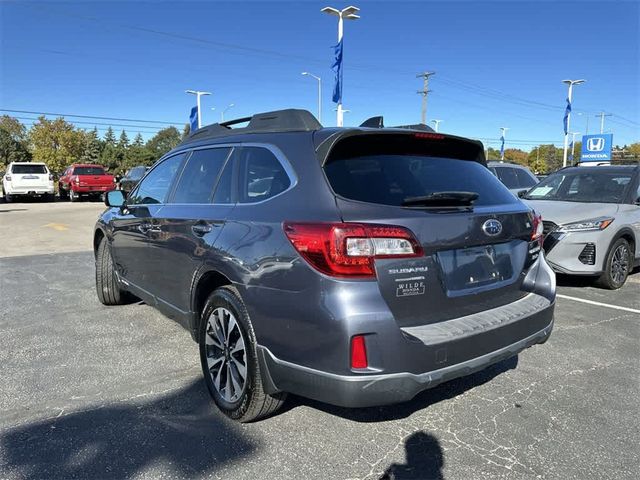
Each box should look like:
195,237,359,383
596,238,631,289
95,237,130,305
199,286,286,422
58,186,68,200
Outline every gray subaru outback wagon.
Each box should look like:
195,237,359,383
94,109,555,422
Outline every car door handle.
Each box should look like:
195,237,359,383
192,221,214,237
138,222,161,234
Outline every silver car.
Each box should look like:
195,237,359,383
488,161,539,196
524,165,640,289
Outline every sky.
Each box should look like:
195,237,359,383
1,0,639,150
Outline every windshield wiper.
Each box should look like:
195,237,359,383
402,191,479,207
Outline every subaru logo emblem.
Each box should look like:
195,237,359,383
482,219,502,236
587,137,605,152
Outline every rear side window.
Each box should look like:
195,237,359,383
128,153,185,205
172,148,231,204
515,168,538,188
494,167,519,189
73,166,106,175
238,147,291,203
12,164,47,174
325,156,516,207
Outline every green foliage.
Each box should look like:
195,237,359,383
146,127,181,158
182,124,190,140
0,116,31,165
103,127,116,146
80,128,102,163
29,116,86,173
527,145,563,174
118,130,129,149
132,133,144,147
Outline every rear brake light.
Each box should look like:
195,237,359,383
530,212,543,246
350,335,368,369
283,222,423,278
414,132,445,140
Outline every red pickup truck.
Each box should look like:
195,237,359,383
58,164,116,202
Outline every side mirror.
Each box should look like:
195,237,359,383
517,189,529,198
105,190,126,207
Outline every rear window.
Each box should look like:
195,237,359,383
12,164,47,174
325,156,516,207
74,166,106,175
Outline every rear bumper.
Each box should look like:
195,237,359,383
72,185,116,193
259,317,553,408
4,186,54,195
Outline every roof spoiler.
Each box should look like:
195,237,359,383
359,116,435,132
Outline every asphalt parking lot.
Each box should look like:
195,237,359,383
1,201,639,480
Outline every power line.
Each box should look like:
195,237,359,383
0,108,181,126
11,115,168,132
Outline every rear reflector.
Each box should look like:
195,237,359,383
350,335,368,369
283,222,423,278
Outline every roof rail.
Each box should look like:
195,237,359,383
183,109,322,144
359,116,435,132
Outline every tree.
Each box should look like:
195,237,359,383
29,116,85,173
503,148,528,166
100,126,119,171
182,124,190,140
118,130,129,149
80,128,102,163
103,127,116,146
527,144,563,174
0,115,31,165
132,133,144,147
146,127,181,158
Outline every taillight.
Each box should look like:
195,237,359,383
350,335,368,369
530,212,543,247
283,222,423,278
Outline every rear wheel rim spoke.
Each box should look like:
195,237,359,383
205,306,247,403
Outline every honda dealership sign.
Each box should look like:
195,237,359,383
581,134,613,162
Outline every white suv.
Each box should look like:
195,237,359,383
2,162,55,202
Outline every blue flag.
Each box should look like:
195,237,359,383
500,134,505,160
331,39,343,104
189,106,199,133
563,97,571,135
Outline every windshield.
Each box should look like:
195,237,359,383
74,166,106,175
524,170,632,203
324,155,517,207
12,164,47,174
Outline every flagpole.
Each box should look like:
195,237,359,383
322,6,360,127
562,79,585,168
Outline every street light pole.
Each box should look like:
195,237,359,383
570,131,580,165
561,79,585,168
302,72,322,123
185,90,211,129
221,103,235,122
322,5,360,127
431,119,442,132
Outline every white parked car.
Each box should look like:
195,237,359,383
2,162,55,202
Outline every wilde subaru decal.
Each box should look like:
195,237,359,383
581,134,613,162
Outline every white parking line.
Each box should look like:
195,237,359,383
557,294,640,314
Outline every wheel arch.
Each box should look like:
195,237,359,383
190,269,233,341
93,227,107,259
611,227,636,259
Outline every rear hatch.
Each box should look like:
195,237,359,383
320,131,538,328
10,164,50,189
73,166,114,187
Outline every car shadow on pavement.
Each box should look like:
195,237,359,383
379,431,444,480
1,380,257,480
285,355,518,423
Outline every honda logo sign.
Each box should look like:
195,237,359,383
581,134,613,162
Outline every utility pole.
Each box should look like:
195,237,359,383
431,119,442,132
185,90,211,129
416,71,435,125
595,112,612,133
561,79,585,168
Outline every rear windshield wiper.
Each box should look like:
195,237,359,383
402,191,479,207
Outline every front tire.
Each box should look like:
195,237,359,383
199,286,286,422
95,237,130,305
597,238,631,289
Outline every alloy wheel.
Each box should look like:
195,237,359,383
610,244,629,286
204,307,247,403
